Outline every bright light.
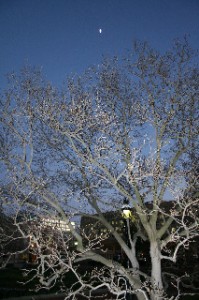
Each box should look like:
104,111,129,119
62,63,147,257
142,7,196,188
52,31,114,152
122,209,132,219
42,218,75,232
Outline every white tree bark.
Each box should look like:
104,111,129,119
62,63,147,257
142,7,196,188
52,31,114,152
150,240,164,300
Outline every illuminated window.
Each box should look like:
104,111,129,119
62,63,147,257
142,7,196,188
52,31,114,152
42,218,75,232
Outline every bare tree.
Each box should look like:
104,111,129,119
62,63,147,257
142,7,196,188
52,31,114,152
0,39,199,300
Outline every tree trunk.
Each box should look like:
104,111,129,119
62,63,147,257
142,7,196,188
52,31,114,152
150,241,164,300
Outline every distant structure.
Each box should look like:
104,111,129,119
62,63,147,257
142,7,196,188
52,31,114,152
81,210,130,261
80,202,199,268
42,218,75,232
0,214,76,268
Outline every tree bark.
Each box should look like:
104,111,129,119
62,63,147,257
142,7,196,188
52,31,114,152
150,241,164,300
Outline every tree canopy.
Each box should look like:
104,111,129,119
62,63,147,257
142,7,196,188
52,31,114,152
0,39,199,300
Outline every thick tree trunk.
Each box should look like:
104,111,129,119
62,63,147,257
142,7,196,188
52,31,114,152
150,241,164,300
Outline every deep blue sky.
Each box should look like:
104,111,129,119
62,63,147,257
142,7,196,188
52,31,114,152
0,0,199,88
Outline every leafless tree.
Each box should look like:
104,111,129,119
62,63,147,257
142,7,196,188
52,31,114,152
0,39,199,300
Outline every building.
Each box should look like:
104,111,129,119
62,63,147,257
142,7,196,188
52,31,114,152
0,213,77,268
81,210,132,261
80,201,199,268
42,217,75,232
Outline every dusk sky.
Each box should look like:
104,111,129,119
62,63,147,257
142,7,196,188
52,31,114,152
0,0,199,88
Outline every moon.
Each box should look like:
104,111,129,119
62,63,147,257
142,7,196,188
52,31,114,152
99,28,102,34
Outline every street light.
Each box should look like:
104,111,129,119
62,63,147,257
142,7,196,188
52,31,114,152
121,199,132,300
122,199,132,266
122,199,132,220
